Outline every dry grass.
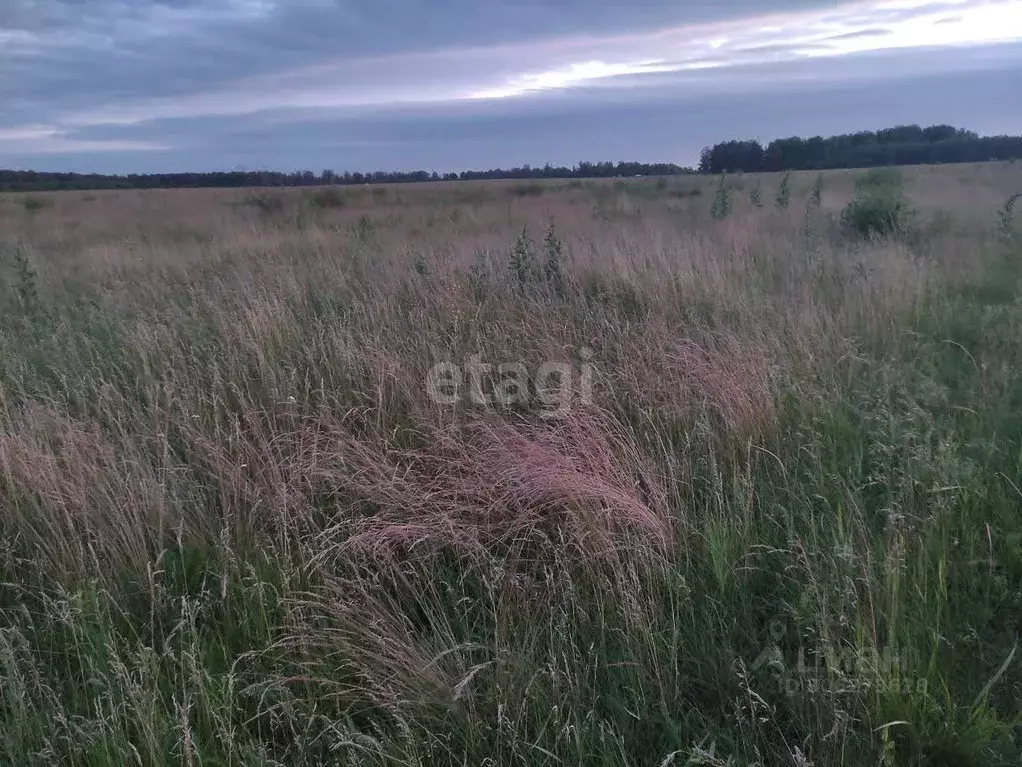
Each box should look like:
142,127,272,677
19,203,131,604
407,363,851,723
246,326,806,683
0,162,1021,765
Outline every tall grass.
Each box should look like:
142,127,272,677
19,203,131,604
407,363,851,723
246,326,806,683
0,165,1021,765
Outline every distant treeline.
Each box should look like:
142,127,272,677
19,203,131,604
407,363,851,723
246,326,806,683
699,124,1022,174
0,161,691,193
4,124,1021,192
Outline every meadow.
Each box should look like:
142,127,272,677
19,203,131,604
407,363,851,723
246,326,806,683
0,162,1020,765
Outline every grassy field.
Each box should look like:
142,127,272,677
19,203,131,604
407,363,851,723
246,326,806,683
0,163,1021,765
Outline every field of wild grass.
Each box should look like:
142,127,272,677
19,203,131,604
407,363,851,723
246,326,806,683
0,163,1021,765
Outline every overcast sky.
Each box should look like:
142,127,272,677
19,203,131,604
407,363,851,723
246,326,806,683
2,0,1021,173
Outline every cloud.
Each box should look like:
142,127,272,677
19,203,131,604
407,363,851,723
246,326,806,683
7,59,1017,175
469,61,685,100
0,126,57,142
2,0,1021,170
0,124,168,154
29,0,1019,132
824,27,894,41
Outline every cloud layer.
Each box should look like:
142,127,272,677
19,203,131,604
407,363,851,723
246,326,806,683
2,0,1021,171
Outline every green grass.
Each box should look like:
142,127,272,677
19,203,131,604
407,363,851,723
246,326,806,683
0,166,1020,764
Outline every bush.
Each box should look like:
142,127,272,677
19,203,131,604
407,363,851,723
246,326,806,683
775,173,791,209
543,220,565,297
841,168,913,238
841,188,912,238
997,193,1021,242
509,226,538,289
810,173,824,208
710,174,733,220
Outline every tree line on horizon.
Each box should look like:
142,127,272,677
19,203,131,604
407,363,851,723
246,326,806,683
2,124,1020,192
0,161,691,193
698,124,1022,174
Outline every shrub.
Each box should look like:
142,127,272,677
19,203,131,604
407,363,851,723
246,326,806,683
711,174,733,220
841,185,912,238
509,226,538,289
543,220,565,297
997,192,1021,242
775,173,791,209
13,248,40,311
810,173,824,208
